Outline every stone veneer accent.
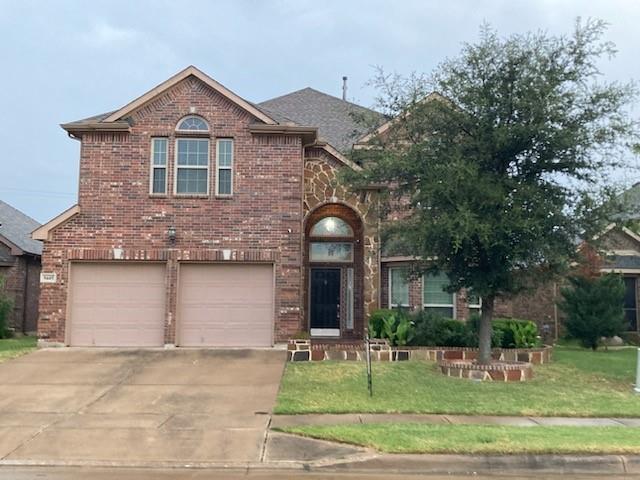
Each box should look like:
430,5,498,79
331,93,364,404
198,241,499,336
303,148,380,337
438,359,534,382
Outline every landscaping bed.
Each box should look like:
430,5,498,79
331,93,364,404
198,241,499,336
289,339,552,365
276,346,640,417
279,423,640,454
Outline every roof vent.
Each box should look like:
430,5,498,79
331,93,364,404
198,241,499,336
342,76,348,101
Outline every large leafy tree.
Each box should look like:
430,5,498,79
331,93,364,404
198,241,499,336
348,20,637,363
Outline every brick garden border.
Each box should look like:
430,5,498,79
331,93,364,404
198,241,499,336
287,339,552,365
438,359,534,382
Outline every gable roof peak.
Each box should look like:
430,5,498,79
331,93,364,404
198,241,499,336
63,66,277,134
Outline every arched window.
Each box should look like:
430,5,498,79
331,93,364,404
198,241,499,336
176,115,209,132
309,216,354,263
310,216,353,237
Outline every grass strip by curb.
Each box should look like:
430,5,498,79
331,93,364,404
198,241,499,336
279,423,640,454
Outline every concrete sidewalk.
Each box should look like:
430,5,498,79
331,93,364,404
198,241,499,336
271,412,640,428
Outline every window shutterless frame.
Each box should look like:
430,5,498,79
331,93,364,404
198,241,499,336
149,137,168,195
422,274,456,318
174,138,210,196
215,138,234,196
388,266,410,308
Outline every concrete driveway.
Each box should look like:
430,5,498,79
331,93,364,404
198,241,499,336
0,348,286,466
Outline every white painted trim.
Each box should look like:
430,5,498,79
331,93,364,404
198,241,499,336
622,226,640,244
422,273,456,318
215,138,234,197
104,66,276,125
175,115,210,133
149,138,168,195
173,138,210,196
310,328,340,337
601,268,640,274
32,205,80,241
388,266,410,309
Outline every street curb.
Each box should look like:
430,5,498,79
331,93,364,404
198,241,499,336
318,453,640,475
2,454,640,475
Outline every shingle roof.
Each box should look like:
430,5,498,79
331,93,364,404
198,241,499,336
259,88,385,152
0,201,42,255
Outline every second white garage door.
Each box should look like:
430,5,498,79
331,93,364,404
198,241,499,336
177,264,274,347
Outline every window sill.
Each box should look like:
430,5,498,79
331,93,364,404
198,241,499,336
215,194,233,200
174,194,210,199
149,194,168,198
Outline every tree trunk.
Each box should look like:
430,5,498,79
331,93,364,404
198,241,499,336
477,295,495,365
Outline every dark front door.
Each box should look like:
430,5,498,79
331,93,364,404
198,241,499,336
310,268,341,333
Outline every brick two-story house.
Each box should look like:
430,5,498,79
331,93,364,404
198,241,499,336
33,66,482,347
0,200,42,334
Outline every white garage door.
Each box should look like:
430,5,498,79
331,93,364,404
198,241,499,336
177,263,274,347
69,263,166,347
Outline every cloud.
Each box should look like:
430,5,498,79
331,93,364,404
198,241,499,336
80,21,140,48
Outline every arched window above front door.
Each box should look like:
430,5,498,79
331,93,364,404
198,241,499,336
310,216,353,237
309,216,354,263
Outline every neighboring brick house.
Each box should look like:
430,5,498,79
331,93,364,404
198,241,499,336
32,66,490,347
0,200,42,334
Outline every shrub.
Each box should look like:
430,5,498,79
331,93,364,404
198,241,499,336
559,273,626,350
411,311,473,347
368,308,414,346
0,276,13,339
494,318,540,348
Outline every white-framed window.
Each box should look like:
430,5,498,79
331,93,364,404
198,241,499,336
216,139,234,196
150,138,168,194
423,272,456,318
389,267,409,308
175,138,209,195
467,291,482,316
176,115,209,132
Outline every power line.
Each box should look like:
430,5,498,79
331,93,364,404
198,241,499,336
0,188,76,198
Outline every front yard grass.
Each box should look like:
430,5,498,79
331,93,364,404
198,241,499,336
0,336,37,363
280,423,640,454
275,346,640,417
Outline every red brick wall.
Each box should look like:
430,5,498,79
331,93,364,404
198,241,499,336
38,76,304,344
0,247,40,333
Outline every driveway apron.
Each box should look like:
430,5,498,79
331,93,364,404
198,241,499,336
0,348,286,464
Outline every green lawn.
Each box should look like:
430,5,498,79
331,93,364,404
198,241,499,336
280,423,640,454
0,336,37,363
275,346,640,417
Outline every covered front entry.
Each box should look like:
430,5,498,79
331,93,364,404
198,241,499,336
310,267,341,336
68,262,166,347
177,263,274,347
305,204,363,339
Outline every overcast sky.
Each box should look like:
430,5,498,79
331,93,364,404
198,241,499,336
1,0,639,223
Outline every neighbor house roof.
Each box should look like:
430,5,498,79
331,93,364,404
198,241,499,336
0,200,42,256
259,87,385,153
